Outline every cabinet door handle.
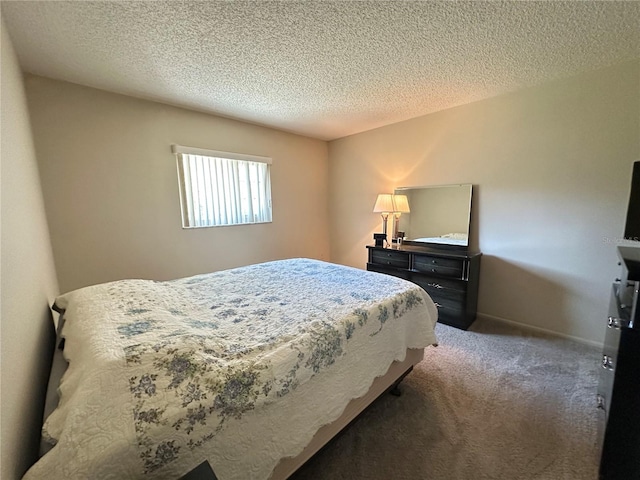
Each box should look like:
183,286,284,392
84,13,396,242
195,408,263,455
427,283,443,289
596,394,605,410
602,355,614,371
607,316,622,329
434,302,442,308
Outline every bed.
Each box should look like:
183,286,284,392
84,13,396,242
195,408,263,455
24,258,438,480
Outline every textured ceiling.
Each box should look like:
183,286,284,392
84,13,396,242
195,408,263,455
2,1,639,140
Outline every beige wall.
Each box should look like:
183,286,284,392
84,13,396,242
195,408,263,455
25,76,330,293
1,21,60,479
328,60,640,345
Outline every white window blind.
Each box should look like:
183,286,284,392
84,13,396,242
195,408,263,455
172,145,272,228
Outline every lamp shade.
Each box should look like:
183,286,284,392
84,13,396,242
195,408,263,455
392,194,410,213
373,194,395,213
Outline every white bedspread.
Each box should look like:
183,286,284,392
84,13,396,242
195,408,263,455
412,233,468,246
24,259,437,480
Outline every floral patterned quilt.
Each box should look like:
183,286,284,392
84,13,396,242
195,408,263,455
24,259,438,480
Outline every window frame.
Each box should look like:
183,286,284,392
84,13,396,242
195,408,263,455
172,144,273,229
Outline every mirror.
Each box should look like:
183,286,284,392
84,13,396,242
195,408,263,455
394,184,472,247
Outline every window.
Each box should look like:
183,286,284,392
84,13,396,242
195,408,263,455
172,144,272,228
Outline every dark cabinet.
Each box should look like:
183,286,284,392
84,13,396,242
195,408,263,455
597,246,640,480
366,244,481,330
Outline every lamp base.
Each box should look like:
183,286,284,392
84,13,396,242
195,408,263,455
373,233,386,247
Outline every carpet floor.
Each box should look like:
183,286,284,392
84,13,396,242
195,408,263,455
290,317,601,480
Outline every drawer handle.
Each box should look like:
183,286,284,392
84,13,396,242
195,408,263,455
431,268,437,273
602,355,614,371
596,394,605,410
431,260,437,264
434,302,442,308
607,316,622,329
427,283,443,289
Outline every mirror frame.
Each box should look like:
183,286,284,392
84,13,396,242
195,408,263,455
394,184,473,251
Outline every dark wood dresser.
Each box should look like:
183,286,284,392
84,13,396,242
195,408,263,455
366,244,481,330
597,246,640,480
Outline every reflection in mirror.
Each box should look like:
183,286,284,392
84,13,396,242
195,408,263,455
394,184,472,247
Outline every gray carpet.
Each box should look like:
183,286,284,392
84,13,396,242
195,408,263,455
290,317,601,480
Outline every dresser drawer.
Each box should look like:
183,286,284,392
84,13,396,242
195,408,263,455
411,273,466,293
597,314,621,421
601,319,622,373
437,306,468,328
367,263,411,280
414,254,463,278
414,279,465,303
370,249,410,269
597,357,614,422
429,291,465,314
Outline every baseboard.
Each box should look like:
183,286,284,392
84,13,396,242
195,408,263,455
475,312,603,349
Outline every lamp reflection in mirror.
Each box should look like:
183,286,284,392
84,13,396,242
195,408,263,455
373,194,395,245
392,194,410,241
